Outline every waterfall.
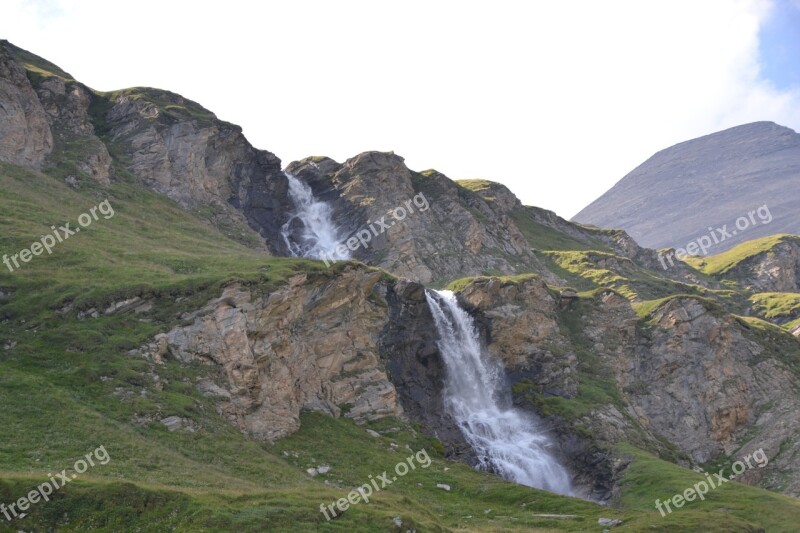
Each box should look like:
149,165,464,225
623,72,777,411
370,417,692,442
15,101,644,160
425,289,574,496
280,172,350,262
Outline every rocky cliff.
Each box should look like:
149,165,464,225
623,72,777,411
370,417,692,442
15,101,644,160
454,277,800,498
1,40,721,289
99,87,289,251
3,40,800,511
0,42,54,169
626,297,800,494
718,235,800,293
286,153,549,284
132,267,800,500
136,267,404,441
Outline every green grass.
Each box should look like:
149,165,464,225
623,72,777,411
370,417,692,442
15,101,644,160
512,207,613,252
0,160,343,314
749,292,800,323
3,40,74,81
617,444,800,532
632,294,727,322
2,154,799,531
510,208,607,252
445,272,541,293
733,316,800,373
456,178,497,194
685,234,799,275
6,412,800,532
542,250,714,302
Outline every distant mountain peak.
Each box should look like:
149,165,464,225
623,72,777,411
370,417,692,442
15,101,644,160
573,122,800,252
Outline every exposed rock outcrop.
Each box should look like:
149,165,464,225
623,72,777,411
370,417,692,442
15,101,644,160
0,42,53,168
144,267,473,455
452,277,800,498
149,268,402,441
623,297,800,494
102,88,288,251
721,236,800,292
287,152,552,284
35,76,112,184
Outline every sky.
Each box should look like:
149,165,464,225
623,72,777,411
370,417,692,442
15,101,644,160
2,0,799,218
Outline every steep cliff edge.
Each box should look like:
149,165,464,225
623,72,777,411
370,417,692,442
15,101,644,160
0,41,53,169
451,276,800,498
97,87,289,251
689,234,800,293
136,267,800,500
0,41,289,252
286,153,551,284
137,266,400,441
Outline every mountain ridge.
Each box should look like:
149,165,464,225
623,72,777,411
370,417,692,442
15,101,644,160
573,121,800,253
2,40,800,531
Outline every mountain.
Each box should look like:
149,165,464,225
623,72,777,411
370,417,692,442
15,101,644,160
2,41,800,532
573,122,800,253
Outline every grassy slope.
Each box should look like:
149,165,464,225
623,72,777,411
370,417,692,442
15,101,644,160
749,292,800,324
685,234,799,275
3,162,799,531
1,44,799,528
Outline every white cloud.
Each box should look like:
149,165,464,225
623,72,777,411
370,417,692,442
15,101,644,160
1,0,797,218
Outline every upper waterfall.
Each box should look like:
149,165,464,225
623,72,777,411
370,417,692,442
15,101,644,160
280,172,350,262
425,289,574,496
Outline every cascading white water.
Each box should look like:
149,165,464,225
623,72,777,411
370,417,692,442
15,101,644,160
425,289,574,496
280,172,351,261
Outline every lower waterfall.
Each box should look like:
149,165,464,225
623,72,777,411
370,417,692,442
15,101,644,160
425,289,574,496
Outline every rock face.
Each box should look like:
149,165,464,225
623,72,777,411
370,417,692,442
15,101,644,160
0,40,111,182
0,42,53,168
35,75,112,184
722,236,800,292
453,277,800,498
150,268,402,441
624,297,800,495
146,268,470,452
101,88,289,252
574,122,800,252
378,280,468,457
458,277,575,395
0,41,290,252
287,152,551,284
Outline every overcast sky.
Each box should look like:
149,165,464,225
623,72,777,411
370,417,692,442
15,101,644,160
3,0,799,218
